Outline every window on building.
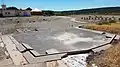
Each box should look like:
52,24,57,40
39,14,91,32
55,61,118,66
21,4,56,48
8,12,10,14
5,12,7,14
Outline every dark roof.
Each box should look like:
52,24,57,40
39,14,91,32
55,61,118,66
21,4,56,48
6,7,18,10
26,7,32,10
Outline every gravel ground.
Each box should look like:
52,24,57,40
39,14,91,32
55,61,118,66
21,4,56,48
0,16,71,34
0,47,6,61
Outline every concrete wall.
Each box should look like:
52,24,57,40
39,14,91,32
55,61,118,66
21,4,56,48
2,10,17,17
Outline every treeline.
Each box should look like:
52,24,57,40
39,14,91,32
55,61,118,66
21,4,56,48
61,7,120,15
42,7,120,16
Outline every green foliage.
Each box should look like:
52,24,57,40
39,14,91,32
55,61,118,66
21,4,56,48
43,10,55,16
55,7,120,15
42,7,120,16
26,7,32,10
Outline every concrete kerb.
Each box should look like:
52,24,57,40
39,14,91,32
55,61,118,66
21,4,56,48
91,34,116,52
75,27,104,35
74,27,117,52
70,18,87,23
1,35,28,65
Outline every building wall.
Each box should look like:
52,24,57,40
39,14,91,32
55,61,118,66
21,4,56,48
0,10,2,14
31,11,43,15
2,10,17,16
19,10,31,16
0,8,31,17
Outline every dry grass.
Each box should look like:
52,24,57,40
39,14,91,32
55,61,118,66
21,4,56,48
91,43,120,67
86,23,120,67
86,23,120,34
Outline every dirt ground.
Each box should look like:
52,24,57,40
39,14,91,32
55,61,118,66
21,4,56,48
0,16,65,34
0,47,6,61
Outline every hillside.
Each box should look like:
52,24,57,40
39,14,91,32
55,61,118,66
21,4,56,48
60,7,120,15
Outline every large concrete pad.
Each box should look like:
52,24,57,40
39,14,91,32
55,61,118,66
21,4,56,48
13,28,112,55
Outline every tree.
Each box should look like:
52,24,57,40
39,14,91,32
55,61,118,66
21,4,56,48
26,7,32,11
43,10,54,16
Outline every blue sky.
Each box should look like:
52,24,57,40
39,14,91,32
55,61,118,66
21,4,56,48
0,0,120,11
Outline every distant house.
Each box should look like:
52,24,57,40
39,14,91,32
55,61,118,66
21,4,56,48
31,8,43,15
0,4,32,17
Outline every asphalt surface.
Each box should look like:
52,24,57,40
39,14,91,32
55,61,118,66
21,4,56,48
13,17,111,55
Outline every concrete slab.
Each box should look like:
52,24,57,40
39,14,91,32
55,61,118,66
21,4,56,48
23,51,64,63
22,43,33,50
23,51,36,64
30,50,40,57
93,44,112,52
36,54,63,62
1,35,27,65
75,27,103,34
23,63,47,67
8,35,26,52
105,33,115,38
13,28,112,56
16,29,23,33
46,49,60,54
114,35,120,40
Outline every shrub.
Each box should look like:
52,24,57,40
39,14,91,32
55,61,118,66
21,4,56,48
97,21,110,25
97,23,103,25
103,21,111,25
109,20,116,23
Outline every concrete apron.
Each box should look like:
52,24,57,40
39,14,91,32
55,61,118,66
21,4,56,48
74,27,118,52
0,30,118,66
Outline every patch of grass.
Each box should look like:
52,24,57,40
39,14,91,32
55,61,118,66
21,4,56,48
109,20,116,23
97,20,116,25
88,43,120,67
86,23,120,34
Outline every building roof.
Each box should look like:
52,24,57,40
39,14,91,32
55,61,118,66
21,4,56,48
32,8,42,12
6,7,19,10
26,7,32,10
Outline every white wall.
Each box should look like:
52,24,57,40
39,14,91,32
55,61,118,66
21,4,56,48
2,10,17,16
1,9,31,17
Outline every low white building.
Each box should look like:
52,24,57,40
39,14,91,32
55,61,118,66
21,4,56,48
0,4,32,17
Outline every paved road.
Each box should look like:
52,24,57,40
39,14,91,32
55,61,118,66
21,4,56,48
13,17,111,55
